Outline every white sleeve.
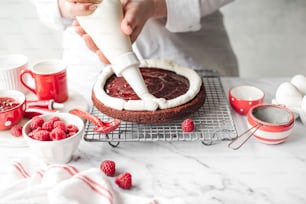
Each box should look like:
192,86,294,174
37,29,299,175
165,0,233,32
30,0,72,31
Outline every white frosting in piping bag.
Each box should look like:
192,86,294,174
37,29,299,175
76,0,154,101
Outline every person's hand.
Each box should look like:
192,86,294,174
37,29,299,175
120,0,167,42
58,0,102,18
72,0,167,63
120,0,154,42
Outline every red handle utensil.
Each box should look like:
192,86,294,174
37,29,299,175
69,108,120,134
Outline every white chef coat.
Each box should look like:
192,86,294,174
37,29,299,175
31,0,238,102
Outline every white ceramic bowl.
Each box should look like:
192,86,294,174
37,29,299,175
23,113,84,164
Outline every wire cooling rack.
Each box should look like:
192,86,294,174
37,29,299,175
83,70,237,146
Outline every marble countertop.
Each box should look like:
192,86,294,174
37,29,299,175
1,77,306,204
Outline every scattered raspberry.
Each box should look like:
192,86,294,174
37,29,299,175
181,118,195,132
100,160,116,176
115,172,132,189
42,120,54,131
10,125,23,137
50,127,67,140
53,121,66,132
30,116,44,130
33,130,51,141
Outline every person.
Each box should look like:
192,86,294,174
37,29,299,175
30,0,238,101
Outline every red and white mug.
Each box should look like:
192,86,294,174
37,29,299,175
20,59,68,103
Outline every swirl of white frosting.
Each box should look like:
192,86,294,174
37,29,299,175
93,59,202,111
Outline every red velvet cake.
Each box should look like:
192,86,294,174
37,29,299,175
92,60,206,124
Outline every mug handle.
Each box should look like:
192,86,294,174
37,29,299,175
19,69,36,95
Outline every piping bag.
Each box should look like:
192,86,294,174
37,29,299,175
76,0,157,106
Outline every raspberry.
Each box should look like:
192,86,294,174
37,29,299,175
67,124,79,133
42,120,54,131
10,125,23,137
28,127,42,138
50,127,66,140
33,130,51,141
100,160,116,176
30,116,44,130
50,116,60,122
29,127,42,138
115,172,132,189
53,121,66,132
67,131,77,137
182,118,195,132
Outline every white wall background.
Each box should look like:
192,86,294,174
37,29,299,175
221,0,306,77
0,0,62,65
0,0,305,77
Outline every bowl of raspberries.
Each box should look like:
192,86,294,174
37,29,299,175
22,113,84,164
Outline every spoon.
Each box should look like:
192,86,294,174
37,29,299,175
69,108,120,134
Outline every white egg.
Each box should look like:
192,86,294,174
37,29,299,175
275,82,303,107
291,74,306,95
302,95,306,112
300,95,306,125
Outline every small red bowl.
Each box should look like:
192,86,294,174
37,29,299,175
228,104,295,150
0,90,26,130
247,104,294,144
229,85,264,115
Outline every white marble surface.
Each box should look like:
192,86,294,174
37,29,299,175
1,77,306,204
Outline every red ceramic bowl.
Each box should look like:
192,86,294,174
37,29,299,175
247,104,294,144
0,90,26,130
229,85,264,115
